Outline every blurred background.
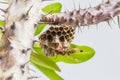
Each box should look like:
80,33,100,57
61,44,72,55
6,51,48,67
1,0,120,80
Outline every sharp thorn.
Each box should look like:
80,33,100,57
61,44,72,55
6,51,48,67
62,2,69,12
0,8,6,13
102,0,104,4
96,23,99,29
0,1,8,4
0,26,5,33
63,6,69,13
107,21,112,29
87,25,90,29
79,26,82,32
89,0,92,8
117,16,120,28
78,26,82,33
77,24,82,32
65,8,69,12
110,15,116,24
0,27,3,30
26,5,33,16
78,0,81,9
79,2,80,10
112,19,116,25
73,0,76,10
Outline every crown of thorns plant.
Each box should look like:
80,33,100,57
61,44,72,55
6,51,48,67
0,0,120,80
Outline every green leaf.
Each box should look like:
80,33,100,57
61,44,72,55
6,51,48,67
0,20,5,27
50,44,95,64
31,44,94,80
32,63,63,80
33,46,44,54
35,2,62,35
30,53,60,72
42,2,62,13
35,24,46,35
0,20,4,39
34,44,95,64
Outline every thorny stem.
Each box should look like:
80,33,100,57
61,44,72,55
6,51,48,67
0,0,42,80
40,1,120,27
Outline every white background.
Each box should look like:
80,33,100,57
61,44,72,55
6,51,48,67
1,0,120,80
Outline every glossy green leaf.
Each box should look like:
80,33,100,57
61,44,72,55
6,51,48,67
33,44,95,64
30,53,60,72
32,63,63,80
50,44,95,64
42,2,62,13
35,2,62,35
0,20,5,27
33,46,44,54
35,24,46,35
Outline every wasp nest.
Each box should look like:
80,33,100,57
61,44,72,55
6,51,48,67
39,24,75,56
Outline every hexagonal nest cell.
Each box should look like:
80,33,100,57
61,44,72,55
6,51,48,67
39,24,75,56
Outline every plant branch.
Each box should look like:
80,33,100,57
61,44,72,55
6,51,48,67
0,0,42,80
40,1,120,27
